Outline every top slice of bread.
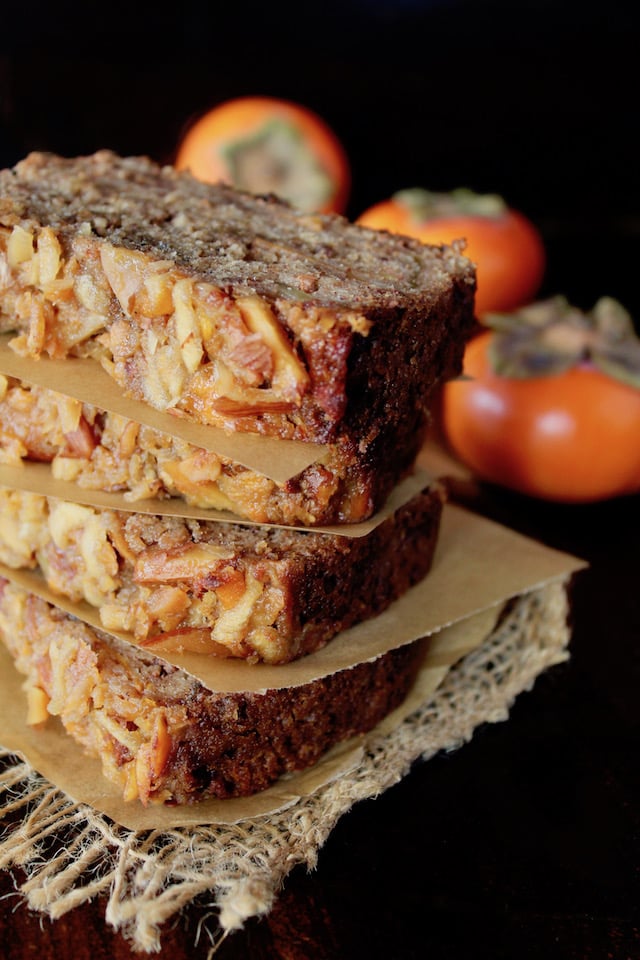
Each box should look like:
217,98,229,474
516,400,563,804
0,151,476,444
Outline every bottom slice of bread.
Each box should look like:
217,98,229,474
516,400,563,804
0,579,424,805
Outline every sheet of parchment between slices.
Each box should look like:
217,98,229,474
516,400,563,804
0,460,431,538
0,504,586,694
0,333,327,481
0,334,438,538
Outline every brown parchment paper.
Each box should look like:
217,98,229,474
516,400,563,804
0,334,328,482
0,461,432,538
0,503,587,694
0,605,501,830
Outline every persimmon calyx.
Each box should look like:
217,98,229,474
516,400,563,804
221,119,333,212
483,296,640,388
392,187,508,223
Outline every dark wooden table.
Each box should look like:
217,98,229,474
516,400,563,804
2,479,638,960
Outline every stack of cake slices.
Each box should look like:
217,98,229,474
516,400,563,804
0,150,476,805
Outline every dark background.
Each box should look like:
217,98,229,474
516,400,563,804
1,0,639,315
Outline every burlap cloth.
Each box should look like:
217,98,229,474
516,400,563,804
0,580,570,953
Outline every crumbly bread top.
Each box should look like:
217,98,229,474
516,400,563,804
0,150,474,310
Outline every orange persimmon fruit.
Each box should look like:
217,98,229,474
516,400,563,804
175,95,350,214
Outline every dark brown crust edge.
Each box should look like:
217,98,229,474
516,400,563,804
287,483,444,660
168,639,426,804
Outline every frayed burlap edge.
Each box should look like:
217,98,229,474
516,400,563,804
0,579,570,954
